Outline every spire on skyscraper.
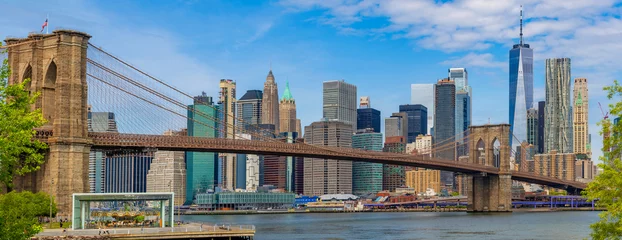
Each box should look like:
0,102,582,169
282,81,293,101
267,70,275,82
520,5,524,46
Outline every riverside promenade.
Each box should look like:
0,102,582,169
34,223,255,239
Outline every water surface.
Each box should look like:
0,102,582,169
180,211,598,239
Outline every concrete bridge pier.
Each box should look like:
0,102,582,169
466,124,512,213
467,173,512,212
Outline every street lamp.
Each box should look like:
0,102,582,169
49,179,54,228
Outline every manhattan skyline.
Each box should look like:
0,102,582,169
1,0,620,162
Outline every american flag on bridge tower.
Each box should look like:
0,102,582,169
41,18,48,33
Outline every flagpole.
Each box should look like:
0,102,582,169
47,14,49,34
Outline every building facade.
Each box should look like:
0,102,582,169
279,81,299,133
87,110,118,193
261,70,279,133
411,84,434,135
357,97,381,133
415,134,433,157
455,91,471,157
575,159,594,182
385,112,408,138
545,58,573,153
186,94,219,204
533,151,575,181
304,120,353,195
323,80,357,130
399,104,428,143
352,129,384,195
405,169,441,195
246,154,260,191
104,151,154,193
573,78,590,158
434,78,456,187
383,136,407,192
146,150,186,206
509,13,534,148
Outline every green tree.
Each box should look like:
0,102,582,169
584,80,622,240
0,43,47,191
0,191,56,240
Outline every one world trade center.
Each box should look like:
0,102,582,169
509,6,533,150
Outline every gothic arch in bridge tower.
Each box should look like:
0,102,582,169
475,139,485,165
21,64,32,92
42,61,57,124
492,137,500,168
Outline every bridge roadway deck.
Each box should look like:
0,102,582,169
83,132,586,190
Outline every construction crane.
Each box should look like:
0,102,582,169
599,102,609,120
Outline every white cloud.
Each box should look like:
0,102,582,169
441,53,505,69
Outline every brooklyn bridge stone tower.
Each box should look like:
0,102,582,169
5,30,92,216
261,69,279,133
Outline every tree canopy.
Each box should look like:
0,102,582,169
584,80,622,240
0,191,56,240
0,44,48,190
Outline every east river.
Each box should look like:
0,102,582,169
180,211,599,239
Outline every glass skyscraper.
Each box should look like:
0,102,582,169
449,68,471,157
399,104,427,143
357,108,381,133
434,78,455,188
411,84,434,135
509,8,534,148
352,130,383,195
186,93,219,204
545,58,573,153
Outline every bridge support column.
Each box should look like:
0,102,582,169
6,30,92,217
467,174,511,212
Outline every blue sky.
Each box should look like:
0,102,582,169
2,0,622,161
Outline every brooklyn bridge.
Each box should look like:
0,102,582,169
2,30,586,215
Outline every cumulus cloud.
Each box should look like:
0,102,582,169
441,53,505,69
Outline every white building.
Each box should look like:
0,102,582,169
246,154,260,191
415,134,433,157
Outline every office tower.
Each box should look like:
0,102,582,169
87,110,118,193
527,108,538,149
352,129,383,195
509,7,534,148
357,97,381,133
186,94,219,204
146,150,186,206
279,82,299,133
304,120,353,195
573,78,590,158
383,136,406,191
323,80,358,130
434,78,456,187
405,169,441,194
237,90,263,129
537,101,546,153
450,68,471,157
533,151,576,181
262,70,279,133
295,119,302,135
545,58,572,153
246,154,260,191
263,154,286,189
104,150,154,193
234,133,252,190
255,123,277,186
280,132,299,192
411,84,434,135
385,112,409,138
294,154,305,195
219,79,237,190
399,104,428,143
